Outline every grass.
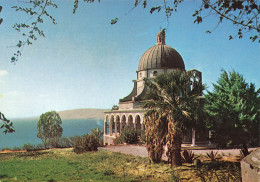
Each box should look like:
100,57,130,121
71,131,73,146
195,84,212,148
0,148,241,182
0,149,173,182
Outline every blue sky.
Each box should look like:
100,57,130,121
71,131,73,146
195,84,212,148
0,0,259,118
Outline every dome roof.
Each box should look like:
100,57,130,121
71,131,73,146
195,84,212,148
138,31,185,71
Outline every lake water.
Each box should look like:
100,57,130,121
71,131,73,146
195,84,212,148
0,118,104,150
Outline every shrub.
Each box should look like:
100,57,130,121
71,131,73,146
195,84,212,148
114,126,139,144
206,151,219,161
46,137,72,148
195,162,241,181
71,128,103,154
139,130,146,143
23,143,35,151
182,150,199,163
35,143,45,150
114,135,124,144
121,126,138,144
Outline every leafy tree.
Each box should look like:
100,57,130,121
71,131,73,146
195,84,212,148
205,70,260,153
143,70,204,167
84,0,260,42
0,112,15,134
37,111,63,148
111,105,119,110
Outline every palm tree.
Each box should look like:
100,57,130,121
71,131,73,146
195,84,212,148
143,70,203,167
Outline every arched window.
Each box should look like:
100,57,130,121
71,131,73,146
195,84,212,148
128,115,134,128
135,115,141,131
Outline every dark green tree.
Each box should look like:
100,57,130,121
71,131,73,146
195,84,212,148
37,111,63,148
143,70,204,167
205,70,260,153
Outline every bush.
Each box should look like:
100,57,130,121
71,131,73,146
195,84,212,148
71,128,103,154
46,137,72,148
114,135,124,144
206,151,220,161
121,126,139,144
182,150,199,163
113,126,139,144
139,130,146,143
194,162,241,181
23,143,35,151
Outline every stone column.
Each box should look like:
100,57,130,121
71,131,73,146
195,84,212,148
109,120,112,136
191,129,196,146
208,130,212,145
104,120,107,135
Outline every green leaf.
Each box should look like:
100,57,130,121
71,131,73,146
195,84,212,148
110,17,118,25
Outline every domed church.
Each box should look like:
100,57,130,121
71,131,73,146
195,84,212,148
104,31,203,145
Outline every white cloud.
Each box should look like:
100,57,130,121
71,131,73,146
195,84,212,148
0,70,8,76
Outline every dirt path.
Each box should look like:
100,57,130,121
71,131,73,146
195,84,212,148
100,145,258,160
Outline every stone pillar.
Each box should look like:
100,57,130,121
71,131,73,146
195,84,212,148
208,130,212,145
134,122,136,130
104,120,107,135
109,120,112,136
191,129,196,146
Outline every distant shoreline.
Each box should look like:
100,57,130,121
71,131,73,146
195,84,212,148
10,108,109,120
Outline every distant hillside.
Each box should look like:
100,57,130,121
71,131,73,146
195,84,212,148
58,108,109,120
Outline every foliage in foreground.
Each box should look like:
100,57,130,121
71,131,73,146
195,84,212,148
0,149,241,182
0,112,15,134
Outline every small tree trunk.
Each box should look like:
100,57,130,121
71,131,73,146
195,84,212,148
242,143,249,156
171,137,182,167
166,133,182,167
167,117,182,167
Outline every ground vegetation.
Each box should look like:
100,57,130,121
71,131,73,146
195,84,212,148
0,148,242,181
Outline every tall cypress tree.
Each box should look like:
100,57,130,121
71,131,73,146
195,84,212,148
205,70,260,151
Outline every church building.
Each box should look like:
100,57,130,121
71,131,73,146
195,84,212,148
104,31,202,145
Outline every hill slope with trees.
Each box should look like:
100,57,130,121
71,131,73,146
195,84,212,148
58,108,108,120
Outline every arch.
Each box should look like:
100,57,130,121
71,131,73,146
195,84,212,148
110,115,115,135
120,115,127,133
116,115,120,134
104,115,109,135
135,115,141,131
128,115,134,128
